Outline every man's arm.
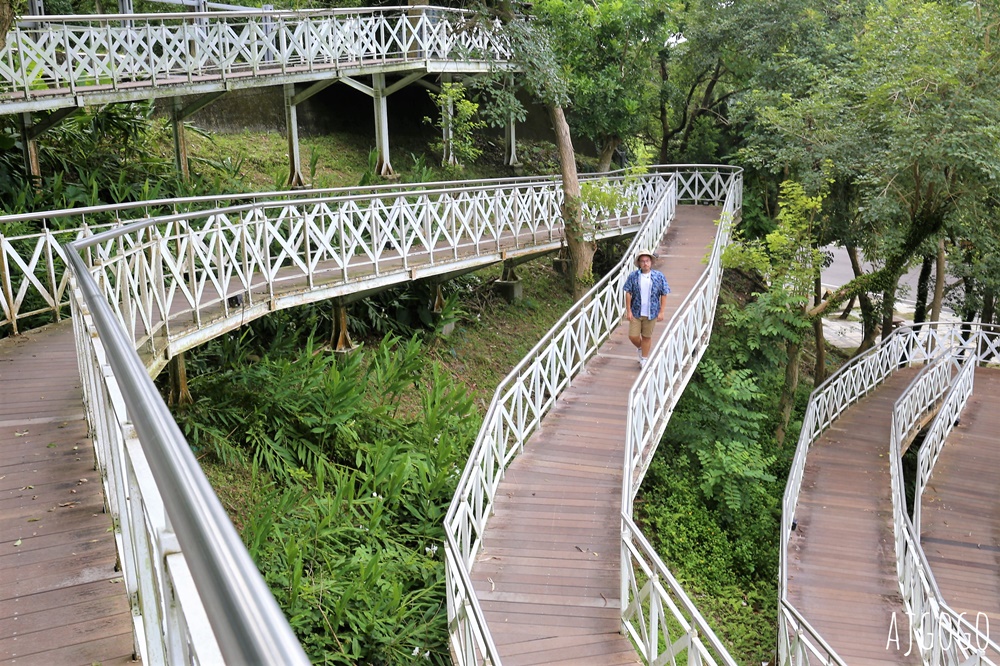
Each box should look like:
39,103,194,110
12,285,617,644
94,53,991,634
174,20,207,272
625,292,633,321
657,294,667,321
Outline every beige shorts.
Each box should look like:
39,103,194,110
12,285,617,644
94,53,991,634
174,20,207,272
629,316,655,338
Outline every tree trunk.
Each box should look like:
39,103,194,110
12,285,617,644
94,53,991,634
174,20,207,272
982,289,995,326
548,104,594,300
913,254,934,324
775,338,802,447
838,295,856,319
930,237,946,324
0,0,14,51
597,137,620,173
846,245,879,352
880,273,902,341
813,276,826,386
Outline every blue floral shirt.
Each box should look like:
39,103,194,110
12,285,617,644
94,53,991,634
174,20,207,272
623,269,671,319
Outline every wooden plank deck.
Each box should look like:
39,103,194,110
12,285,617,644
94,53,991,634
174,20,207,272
919,367,1000,637
469,205,721,665
0,322,135,666
787,369,922,665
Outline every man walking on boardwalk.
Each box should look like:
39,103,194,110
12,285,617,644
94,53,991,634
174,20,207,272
623,249,670,369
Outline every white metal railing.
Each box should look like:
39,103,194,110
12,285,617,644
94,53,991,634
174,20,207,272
619,172,740,665
443,166,742,665
67,249,310,664
1,176,548,335
780,323,1000,665
78,174,657,374
1,172,652,348
913,346,976,538
1,7,510,112
49,168,668,663
888,345,1000,665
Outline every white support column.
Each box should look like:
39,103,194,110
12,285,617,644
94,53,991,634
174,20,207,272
372,73,394,176
440,74,456,166
284,84,304,187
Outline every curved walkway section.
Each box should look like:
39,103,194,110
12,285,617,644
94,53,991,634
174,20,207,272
470,206,718,665
786,369,921,665
920,367,1000,642
0,322,133,665
0,7,507,114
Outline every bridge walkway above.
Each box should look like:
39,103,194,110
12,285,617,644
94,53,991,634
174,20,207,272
919,366,1000,636
469,205,719,665
786,369,924,665
0,321,134,666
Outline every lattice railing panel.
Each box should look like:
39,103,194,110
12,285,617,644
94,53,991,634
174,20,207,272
889,344,1000,665
1,7,510,108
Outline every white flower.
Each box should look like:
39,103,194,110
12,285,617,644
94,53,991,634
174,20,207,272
423,651,431,660
425,544,439,556
412,647,421,656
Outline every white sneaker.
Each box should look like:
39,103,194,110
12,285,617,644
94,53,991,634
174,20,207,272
637,347,643,361
640,357,647,369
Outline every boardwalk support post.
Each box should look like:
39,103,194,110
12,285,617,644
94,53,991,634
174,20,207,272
170,93,227,182
440,74,456,167
284,83,304,188
431,283,455,336
373,73,393,176
171,99,191,181
331,298,358,355
495,260,522,303
168,351,194,407
18,113,42,186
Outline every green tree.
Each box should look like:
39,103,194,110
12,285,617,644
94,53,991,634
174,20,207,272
743,0,1000,339
472,13,594,298
423,82,486,169
724,179,823,445
534,0,664,171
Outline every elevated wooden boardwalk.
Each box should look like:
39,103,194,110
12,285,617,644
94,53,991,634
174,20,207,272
469,205,720,665
920,367,1000,635
0,322,134,666
787,370,922,665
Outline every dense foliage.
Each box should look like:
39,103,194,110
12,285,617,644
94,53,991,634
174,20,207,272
634,276,816,663
176,333,477,664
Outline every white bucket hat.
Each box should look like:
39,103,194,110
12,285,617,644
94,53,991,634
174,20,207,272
635,250,657,266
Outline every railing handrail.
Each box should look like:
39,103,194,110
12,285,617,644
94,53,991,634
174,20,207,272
14,5,489,23
65,248,310,664
0,165,733,228
2,6,513,115
442,172,678,664
618,169,740,666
